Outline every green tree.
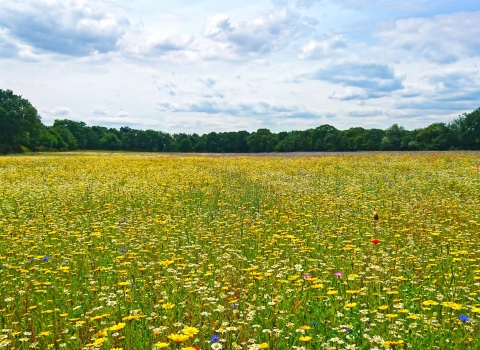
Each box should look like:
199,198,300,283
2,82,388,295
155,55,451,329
452,108,480,149
0,89,44,153
49,125,78,150
246,128,278,152
99,133,122,150
53,119,88,149
416,123,452,150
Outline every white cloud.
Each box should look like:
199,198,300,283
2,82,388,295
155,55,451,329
47,107,73,116
157,98,328,120
0,0,130,56
119,30,194,58
200,7,314,60
116,110,131,118
299,34,348,59
304,62,405,100
375,11,480,63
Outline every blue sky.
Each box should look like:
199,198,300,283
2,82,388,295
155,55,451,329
0,0,479,133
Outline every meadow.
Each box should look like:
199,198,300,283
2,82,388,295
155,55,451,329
0,152,479,350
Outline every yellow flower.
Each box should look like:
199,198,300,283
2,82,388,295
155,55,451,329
422,300,439,306
442,301,462,310
118,282,130,287
154,342,169,348
382,340,404,348
298,325,311,331
299,336,312,342
162,302,175,309
378,305,389,310
326,290,338,295
471,308,480,313
167,333,190,343
93,337,106,345
345,303,357,309
182,326,199,337
181,347,197,350
122,315,144,321
386,314,398,319
259,343,269,349
110,323,126,331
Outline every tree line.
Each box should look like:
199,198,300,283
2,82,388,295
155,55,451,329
1,89,479,154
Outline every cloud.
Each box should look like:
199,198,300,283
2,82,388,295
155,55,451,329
295,0,378,9
0,0,130,56
299,34,348,59
92,108,109,115
395,69,480,111
304,62,404,99
201,7,314,60
116,110,131,118
47,107,73,116
348,109,384,117
0,28,19,58
156,99,326,120
197,76,217,88
119,31,194,58
375,11,480,63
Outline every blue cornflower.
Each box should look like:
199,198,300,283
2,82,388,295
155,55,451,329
28,258,35,263
120,248,126,253
211,334,219,343
311,322,318,327
232,302,239,309
42,256,50,262
459,315,470,323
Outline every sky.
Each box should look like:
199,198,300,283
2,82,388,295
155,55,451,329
1,0,479,134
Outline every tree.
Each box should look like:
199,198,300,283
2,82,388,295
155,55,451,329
246,128,278,152
99,133,122,150
50,125,78,150
0,89,44,153
452,108,480,150
416,123,452,150
383,124,409,150
53,119,88,149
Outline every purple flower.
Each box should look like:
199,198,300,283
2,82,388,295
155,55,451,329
120,248,126,253
232,302,239,309
211,334,219,343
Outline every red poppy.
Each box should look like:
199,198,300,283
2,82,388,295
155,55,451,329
372,239,380,245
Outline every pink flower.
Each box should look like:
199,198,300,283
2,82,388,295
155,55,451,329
334,272,343,277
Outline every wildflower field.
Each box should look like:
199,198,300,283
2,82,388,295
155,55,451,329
1,152,480,350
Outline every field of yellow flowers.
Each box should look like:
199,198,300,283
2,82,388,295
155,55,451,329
0,152,479,350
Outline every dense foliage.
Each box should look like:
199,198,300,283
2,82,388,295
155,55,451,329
1,89,479,153
0,153,479,349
